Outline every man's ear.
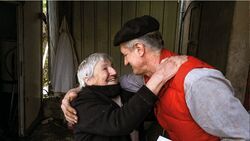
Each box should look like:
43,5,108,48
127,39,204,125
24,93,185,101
134,43,145,57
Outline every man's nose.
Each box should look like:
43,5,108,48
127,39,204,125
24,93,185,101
109,67,117,75
124,58,128,66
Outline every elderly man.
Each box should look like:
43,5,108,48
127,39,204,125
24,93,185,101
71,53,185,141
62,15,250,141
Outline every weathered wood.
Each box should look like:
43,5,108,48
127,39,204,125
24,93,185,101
82,1,95,58
162,1,178,52
110,1,122,73
72,1,178,75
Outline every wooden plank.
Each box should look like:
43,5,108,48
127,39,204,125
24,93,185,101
162,1,178,52
76,1,177,76
122,1,136,24
109,1,122,75
150,1,164,33
121,1,136,75
136,1,150,16
198,2,234,73
82,1,95,58
72,1,82,61
187,2,201,56
96,1,109,54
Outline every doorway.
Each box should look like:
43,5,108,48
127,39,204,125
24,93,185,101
0,2,18,139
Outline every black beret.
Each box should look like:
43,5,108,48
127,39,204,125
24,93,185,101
113,15,159,46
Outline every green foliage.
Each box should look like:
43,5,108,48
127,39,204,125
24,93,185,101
43,57,49,87
43,0,47,13
42,0,49,93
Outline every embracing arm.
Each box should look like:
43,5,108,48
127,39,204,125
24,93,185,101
61,55,187,126
72,85,157,136
73,56,187,136
61,86,81,124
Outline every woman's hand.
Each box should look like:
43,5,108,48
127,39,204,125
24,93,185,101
146,55,187,95
157,55,187,83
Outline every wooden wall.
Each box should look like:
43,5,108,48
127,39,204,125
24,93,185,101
181,1,249,102
183,1,235,74
71,1,178,75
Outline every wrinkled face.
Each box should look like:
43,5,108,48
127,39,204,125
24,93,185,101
120,44,144,75
87,60,118,86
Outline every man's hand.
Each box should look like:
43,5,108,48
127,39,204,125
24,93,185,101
61,87,80,125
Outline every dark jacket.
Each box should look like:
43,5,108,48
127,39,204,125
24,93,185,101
71,84,157,141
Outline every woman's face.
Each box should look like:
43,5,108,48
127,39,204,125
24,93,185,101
86,60,118,86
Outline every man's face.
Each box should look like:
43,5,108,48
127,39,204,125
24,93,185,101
87,60,118,86
120,44,144,75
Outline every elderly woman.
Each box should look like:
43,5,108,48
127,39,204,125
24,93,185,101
71,53,186,141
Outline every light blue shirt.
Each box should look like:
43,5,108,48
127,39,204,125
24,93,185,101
119,68,250,140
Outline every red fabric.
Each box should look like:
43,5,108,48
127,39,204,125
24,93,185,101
145,49,219,141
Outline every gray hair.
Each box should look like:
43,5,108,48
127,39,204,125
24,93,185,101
125,31,164,52
77,53,112,88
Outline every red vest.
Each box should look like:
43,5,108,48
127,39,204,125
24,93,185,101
145,49,219,141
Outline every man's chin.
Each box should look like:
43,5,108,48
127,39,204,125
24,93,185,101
133,70,143,75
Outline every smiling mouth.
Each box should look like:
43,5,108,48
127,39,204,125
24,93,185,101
107,78,117,83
